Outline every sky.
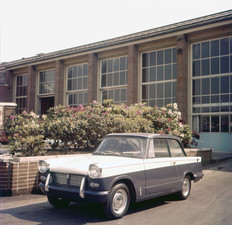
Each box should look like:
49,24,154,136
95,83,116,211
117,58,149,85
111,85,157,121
0,0,232,63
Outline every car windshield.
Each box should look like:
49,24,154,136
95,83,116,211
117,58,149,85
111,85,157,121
93,136,147,158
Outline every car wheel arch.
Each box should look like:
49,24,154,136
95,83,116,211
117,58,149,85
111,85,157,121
111,178,137,203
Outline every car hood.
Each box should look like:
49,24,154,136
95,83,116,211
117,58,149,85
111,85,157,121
46,154,144,176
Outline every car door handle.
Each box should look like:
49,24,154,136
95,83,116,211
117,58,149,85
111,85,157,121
171,161,176,166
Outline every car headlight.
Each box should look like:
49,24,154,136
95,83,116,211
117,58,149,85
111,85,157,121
39,160,50,173
88,164,102,179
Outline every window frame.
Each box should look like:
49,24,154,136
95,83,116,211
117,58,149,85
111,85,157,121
191,36,232,133
141,47,177,107
15,74,28,114
100,56,128,104
66,63,88,107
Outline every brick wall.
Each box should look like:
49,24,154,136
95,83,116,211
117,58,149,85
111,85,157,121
0,161,40,196
185,148,212,164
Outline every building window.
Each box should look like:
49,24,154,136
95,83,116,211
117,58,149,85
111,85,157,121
141,47,177,107
67,63,88,106
101,56,128,104
192,36,232,133
39,70,55,95
16,74,28,114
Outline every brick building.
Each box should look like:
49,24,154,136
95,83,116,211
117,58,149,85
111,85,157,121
0,10,232,152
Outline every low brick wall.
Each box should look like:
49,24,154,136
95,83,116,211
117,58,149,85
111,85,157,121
185,148,212,165
0,161,40,196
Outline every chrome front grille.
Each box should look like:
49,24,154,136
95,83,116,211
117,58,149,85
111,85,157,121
52,173,85,187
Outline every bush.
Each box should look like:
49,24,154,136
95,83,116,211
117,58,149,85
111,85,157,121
4,111,45,156
4,101,196,156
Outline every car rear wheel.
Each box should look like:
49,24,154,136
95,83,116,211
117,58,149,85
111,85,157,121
177,175,191,200
47,196,70,208
104,183,130,219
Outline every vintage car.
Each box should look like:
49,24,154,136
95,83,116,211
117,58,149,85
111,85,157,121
39,133,203,219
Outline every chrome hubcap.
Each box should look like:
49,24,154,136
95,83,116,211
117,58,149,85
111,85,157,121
182,177,190,197
112,189,128,214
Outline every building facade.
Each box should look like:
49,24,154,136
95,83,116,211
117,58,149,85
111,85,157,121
0,10,232,152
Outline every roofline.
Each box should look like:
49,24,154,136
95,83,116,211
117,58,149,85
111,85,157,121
3,9,232,69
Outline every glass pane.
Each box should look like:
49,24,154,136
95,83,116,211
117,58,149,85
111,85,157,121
221,76,229,93
150,52,156,66
108,60,113,72
165,49,171,64
193,96,200,104
114,72,119,86
165,65,171,80
142,53,148,67
72,66,77,78
120,72,126,85
220,56,229,73
157,50,164,65
211,116,219,132
211,57,219,75
101,75,106,87
102,61,107,73
211,77,219,94
220,38,229,55
169,139,185,157
78,65,82,77
120,57,126,70
153,139,170,158
157,66,163,81
108,74,112,86
211,95,219,103
221,94,229,102
201,116,210,132
157,83,163,98
172,48,177,63
142,69,148,83
192,43,200,59
83,77,87,89
83,64,88,76
193,79,200,95
114,58,119,71
202,42,209,58
202,59,210,76
202,78,210,95
193,60,200,77
211,40,219,57
142,85,148,100
121,89,127,101
150,67,156,82
172,82,176,98
172,63,177,79
150,84,156,98
202,96,210,104
165,82,171,98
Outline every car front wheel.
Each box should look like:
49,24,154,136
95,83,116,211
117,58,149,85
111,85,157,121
47,196,70,208
177,175,191,200
104,183,130,219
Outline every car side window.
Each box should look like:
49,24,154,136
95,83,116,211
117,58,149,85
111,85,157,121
149,139,170,158
168,139,185,157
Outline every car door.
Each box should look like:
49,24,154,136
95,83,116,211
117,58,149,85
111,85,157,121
144,138,178,196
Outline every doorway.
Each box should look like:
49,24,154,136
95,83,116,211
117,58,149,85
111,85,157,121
40,97,54,114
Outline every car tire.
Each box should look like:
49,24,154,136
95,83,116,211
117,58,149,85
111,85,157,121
47,196,70,208
104,183,130,219
177,175,191,200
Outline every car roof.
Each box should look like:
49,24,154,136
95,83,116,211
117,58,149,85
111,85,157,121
105,133,180,140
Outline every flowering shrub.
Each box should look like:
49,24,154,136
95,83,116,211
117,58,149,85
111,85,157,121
0,130,8,144
4,100,197,156
4,111,45,156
